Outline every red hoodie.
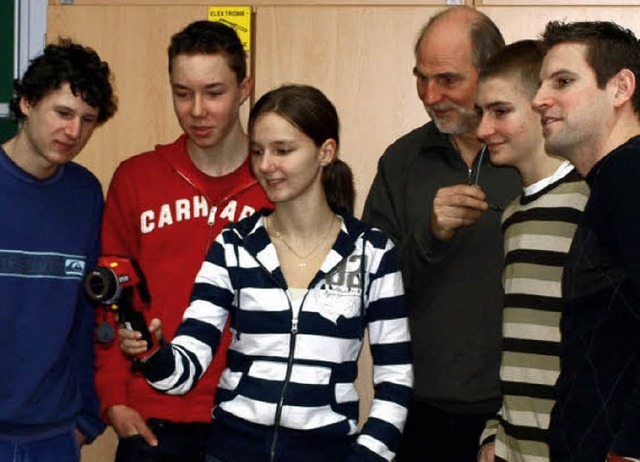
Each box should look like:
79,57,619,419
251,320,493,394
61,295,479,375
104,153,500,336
95,134,272,423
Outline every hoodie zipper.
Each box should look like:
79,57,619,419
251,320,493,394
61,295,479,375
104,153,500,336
267,267,355,459
269,290,307,462
175,170,260,253
241,217,351,462
267,254,354,460
234,246,298,462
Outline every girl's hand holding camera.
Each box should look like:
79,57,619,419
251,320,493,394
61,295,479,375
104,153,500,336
119,318,163,356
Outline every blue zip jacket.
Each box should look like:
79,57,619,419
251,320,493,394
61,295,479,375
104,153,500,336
143,209,413,461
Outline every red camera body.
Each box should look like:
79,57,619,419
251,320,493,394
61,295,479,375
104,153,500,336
86,256,153,348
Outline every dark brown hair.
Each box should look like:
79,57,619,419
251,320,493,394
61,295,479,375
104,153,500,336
168,20,247,84
541,21,640,113
479,40,547,98
10,38,117,124
249,84,355,215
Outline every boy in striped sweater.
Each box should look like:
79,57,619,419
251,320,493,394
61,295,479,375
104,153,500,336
474,40,589,462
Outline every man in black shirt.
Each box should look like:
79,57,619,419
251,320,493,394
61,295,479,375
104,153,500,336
533,20,640,462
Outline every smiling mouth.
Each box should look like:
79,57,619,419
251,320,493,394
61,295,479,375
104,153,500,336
263,178,284,187
56,141,76,152
430,108,455,118
484,142,506,152
541,116,559,126
191,126,213,135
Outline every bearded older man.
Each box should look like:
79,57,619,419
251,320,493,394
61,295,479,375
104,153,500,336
362,6,520,461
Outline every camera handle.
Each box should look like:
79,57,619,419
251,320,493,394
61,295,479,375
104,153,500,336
118,288,154,348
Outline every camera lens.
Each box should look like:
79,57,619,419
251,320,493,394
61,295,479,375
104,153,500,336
85,267,119,304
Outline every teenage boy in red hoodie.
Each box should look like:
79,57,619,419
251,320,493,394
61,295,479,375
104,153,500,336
94,21,271,462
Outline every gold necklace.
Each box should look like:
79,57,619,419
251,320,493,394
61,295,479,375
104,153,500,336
269,214,337,271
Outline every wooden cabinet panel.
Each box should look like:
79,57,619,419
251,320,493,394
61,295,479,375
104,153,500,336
478,0,640,5
478,5,640,43
254,5,439,216
50,0,460,6
81,427,117,462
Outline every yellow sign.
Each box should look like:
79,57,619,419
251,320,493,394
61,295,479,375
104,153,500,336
208,6,252,51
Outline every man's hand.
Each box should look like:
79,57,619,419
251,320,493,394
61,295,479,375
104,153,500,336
478,442,495,462
430,184,489,241
108,405,158,447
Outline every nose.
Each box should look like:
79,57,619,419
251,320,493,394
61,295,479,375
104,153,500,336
476,114,494,142
418,79,443,107
255,150,276,173
191,94,205,117
532,85,550,114
65,118,82,139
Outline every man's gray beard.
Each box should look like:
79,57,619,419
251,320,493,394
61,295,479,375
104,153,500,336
429,108,479,136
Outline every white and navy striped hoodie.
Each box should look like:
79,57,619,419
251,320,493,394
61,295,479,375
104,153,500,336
142,209,413,462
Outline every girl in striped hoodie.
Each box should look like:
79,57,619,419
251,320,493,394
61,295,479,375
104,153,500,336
120,84,413,462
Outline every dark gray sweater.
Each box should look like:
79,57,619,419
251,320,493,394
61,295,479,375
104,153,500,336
362,121,520,413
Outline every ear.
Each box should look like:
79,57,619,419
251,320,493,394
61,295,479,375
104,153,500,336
318,139,337,166
611,68,636,108
239,76,252,106
19,97,31,117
